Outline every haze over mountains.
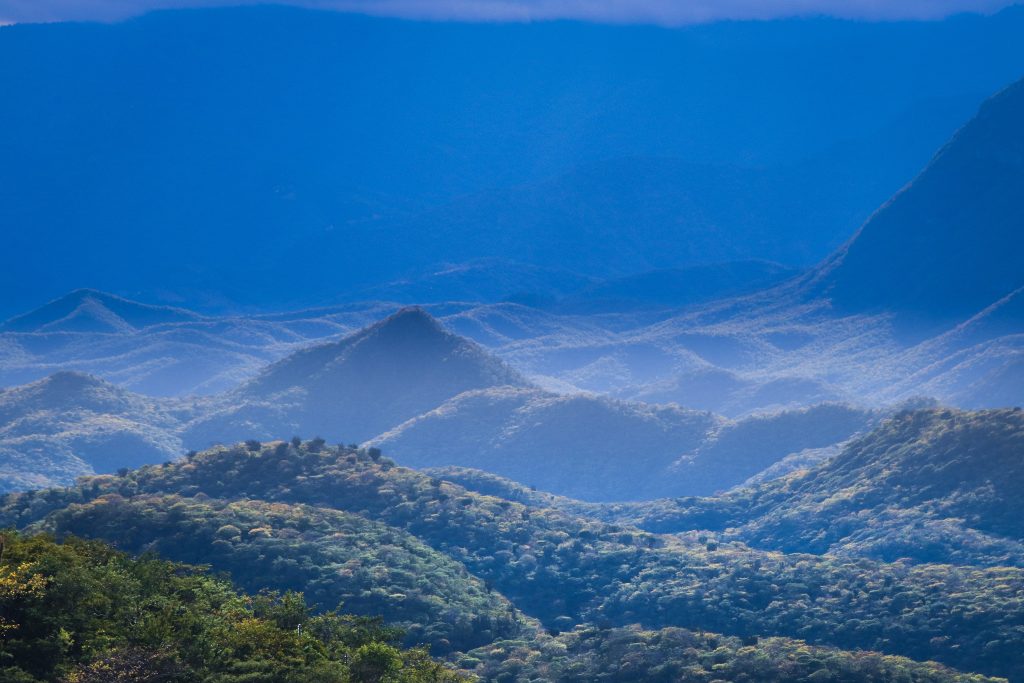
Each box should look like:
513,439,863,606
186,307,529,445
803,75,1024,327
4,5,1024,681
0,307,888,499
425,407,1024,570
2,68,1023,494
0,371,183,491
4,5,1024,314
5,64,1020,412
367,386,720,501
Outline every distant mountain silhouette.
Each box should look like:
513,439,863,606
368,386,720,501
1,289,204,333
185,307,530,445
4,5,1024,314
806,77,1024,328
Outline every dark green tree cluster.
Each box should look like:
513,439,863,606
0,531,466,682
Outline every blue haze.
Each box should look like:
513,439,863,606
2,5,1024,315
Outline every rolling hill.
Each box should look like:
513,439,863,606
33,492,531,653
368,387,719,501
605,408,1024,567
669,402,888,495
370,392,886,500
3,431,1023,680
0,305,955,499
0,371,183,492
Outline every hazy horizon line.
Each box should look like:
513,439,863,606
1,0,1021,28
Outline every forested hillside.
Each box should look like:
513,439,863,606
3,431,1023,681
467,626,1001,682
0,531,465,682
32,493,531,653
574,409,1024,566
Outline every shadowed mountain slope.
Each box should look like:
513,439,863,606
805,77,1024,328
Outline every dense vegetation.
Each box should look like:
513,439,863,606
0,531,466,682
601,409,1024,566
464,625,1001,682
30,493,530,653
3,434,1023,680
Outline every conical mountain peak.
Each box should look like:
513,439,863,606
360,306,448,341
217,309,530,443
1,289,203,333
0,371,138,424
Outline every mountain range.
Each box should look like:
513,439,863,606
0,308,890,499
3,70,1024,495
4,60,1022,415
5,6,1024,682
551,408,1024,569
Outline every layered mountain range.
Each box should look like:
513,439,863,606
3,74,1024,498
0,307,888,500
4,5,1024,682
3,68,1021,412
